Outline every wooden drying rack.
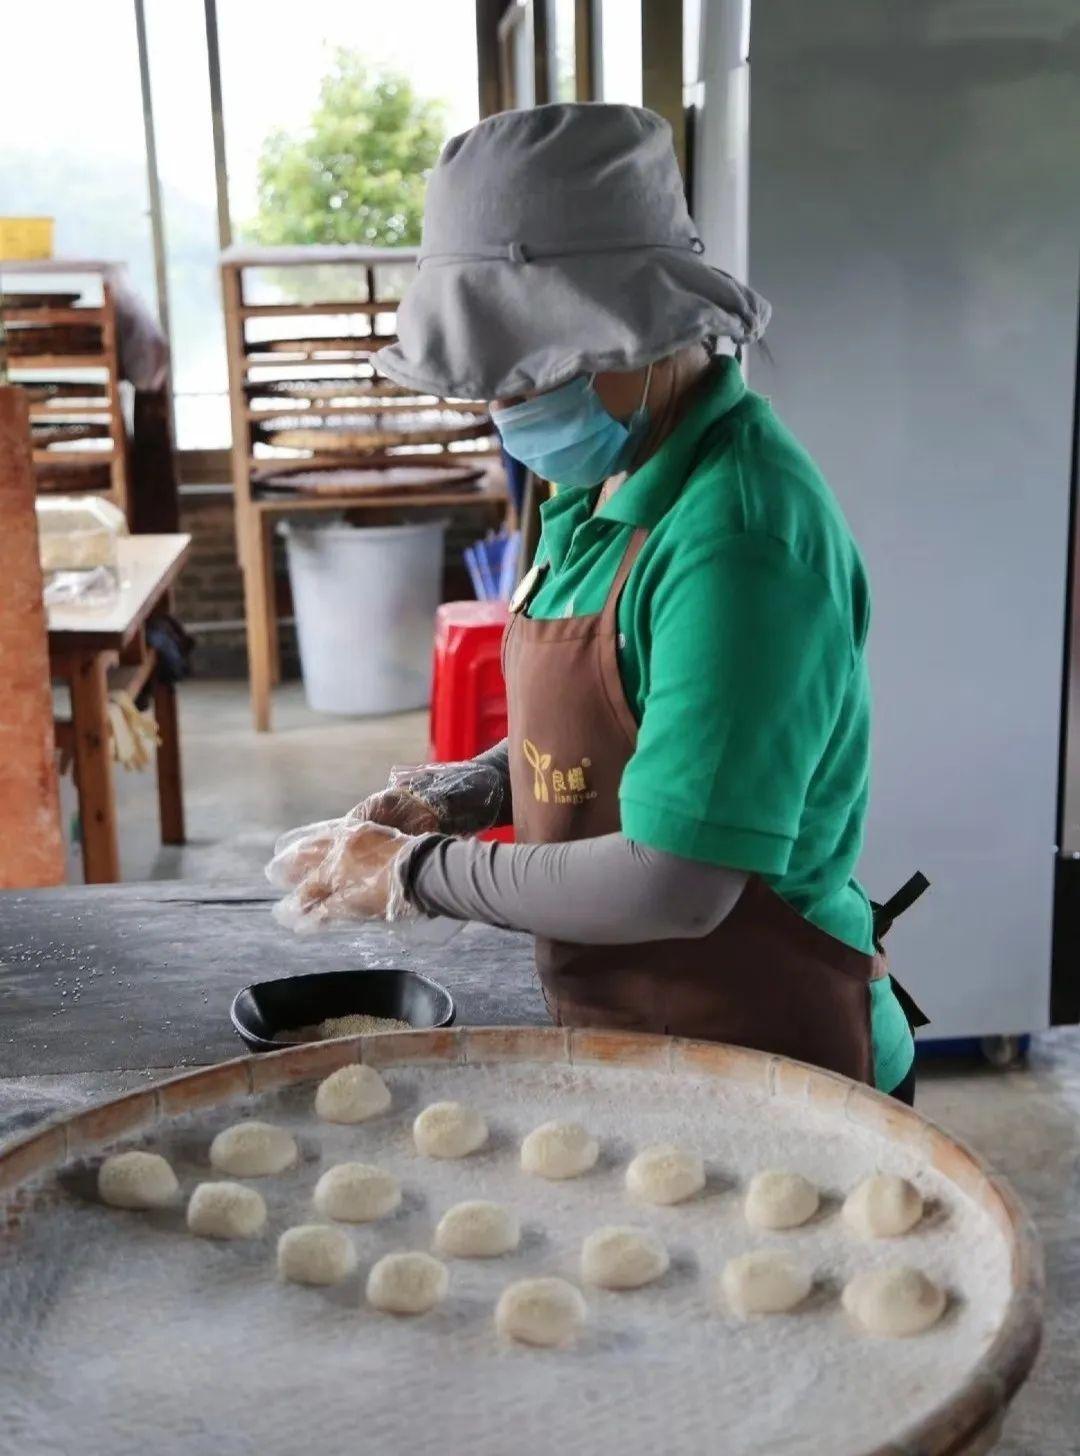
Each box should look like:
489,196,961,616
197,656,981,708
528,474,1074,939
1,266,131,517
220,244,507,732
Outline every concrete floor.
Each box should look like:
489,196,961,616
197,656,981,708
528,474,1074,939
88,681,1079,1449
106,679,429,884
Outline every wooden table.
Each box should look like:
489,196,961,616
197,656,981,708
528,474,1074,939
48,533,191,883
0,879,542,1126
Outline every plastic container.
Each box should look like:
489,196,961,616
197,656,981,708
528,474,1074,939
429,600,514,843
280,517,447,715
0,216,54,260
429,600,510,759
36,495,127,574
36,495,126,607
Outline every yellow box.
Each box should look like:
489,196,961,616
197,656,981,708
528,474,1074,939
0,217,54,261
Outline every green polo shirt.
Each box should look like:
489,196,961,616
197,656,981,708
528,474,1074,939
527,357,913,1092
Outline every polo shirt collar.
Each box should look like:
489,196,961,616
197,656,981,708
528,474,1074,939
537,481,596,570
595,355,747,529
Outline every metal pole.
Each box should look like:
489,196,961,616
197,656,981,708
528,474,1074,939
203,0,233,251
133,0,173,346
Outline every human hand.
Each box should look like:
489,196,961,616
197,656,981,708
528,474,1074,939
273,821,418,933
354,760,506,837
352,782,441,836
265,818,346,890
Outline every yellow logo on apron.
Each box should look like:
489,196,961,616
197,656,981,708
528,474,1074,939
522,741,596,805
522,739,552,801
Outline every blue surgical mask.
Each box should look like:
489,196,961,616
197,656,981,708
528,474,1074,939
491,365,653,489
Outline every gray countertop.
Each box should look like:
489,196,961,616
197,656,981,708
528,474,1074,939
0,881,545,1140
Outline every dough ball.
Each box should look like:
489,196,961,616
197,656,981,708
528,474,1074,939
209,1121,297,1178
843,1174,924,1238
98,1150,179,1210
581,1226,669,1290
277,1224,357,1285
187,1181,267,1240
721,1250,812,1315
434,1200,520,1258
413,1101,488,1159
625,1144,704,1205
314,1162,401,1223
842,1266,946,1337
495,1277,587,1347
314,1063,391,1124
366,1251,449,1314
744,1170,820,1230
520,1121,599,1180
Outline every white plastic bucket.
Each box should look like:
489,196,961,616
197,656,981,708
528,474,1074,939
280,518,447,715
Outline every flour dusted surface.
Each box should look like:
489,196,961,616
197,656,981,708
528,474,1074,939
0,1060,1012,1456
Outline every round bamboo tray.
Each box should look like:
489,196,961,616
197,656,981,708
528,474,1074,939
261,409,495,453
245,335,397,360
248,377,408,402
21,381,109,404
31,421,111,447
255,463,483,495
0,1030,1041,1456
253,397,490,418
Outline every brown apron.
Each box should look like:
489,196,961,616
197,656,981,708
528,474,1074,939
503,527,881,1085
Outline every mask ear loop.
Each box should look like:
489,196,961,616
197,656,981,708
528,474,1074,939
638,360,655,410
587,362,655,408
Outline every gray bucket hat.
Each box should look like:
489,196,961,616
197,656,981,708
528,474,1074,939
376,102,770,401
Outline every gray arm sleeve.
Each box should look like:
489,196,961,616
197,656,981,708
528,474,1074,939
406,831,747,944
472,738,512,827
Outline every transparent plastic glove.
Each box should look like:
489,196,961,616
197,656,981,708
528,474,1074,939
273,821,417,934
265,818,346,891
357,760,507,837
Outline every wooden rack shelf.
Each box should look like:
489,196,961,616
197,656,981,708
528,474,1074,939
220,243,507,733
2,276,130,519
3,307,106,327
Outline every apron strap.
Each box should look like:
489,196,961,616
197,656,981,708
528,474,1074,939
890,976,931,1032
599,527,650,631
871,871,932,1033
871,870,930,943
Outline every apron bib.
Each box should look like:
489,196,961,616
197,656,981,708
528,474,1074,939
503,527,879,1085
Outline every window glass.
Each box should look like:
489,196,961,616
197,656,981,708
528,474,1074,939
0,1,155,302
550,0,577,102
599,0,642,106
143,0,230,447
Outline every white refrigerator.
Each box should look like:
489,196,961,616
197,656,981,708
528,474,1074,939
697,0,1080,1044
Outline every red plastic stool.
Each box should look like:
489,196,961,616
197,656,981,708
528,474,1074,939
429,601,513,843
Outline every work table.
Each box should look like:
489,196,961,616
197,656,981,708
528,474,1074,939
0,880,544,1142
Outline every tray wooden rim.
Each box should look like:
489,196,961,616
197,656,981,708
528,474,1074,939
0,1027,1042,1456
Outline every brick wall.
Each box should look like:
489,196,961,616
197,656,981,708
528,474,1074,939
172,487,256,678
173,486,503,678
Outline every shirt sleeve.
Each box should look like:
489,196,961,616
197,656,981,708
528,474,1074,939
619,532,854,875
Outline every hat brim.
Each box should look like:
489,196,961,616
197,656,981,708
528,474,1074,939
375,250,770,401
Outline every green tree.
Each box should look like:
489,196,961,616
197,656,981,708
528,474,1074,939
249,51,446,249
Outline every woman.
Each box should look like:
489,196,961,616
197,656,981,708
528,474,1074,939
276,103,920,1103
